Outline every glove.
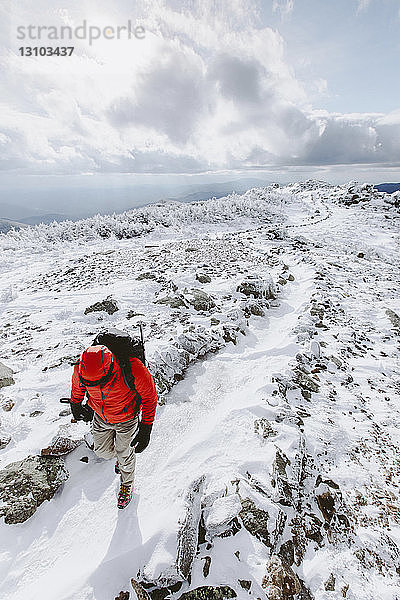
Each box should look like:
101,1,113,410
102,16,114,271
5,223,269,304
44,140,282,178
71,402,94,422
130,422,152,453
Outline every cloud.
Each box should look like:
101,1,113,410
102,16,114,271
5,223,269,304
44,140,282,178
0,0,399,175
272,0,295,17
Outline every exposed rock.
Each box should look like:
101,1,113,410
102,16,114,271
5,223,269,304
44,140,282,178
272,450,293,507
115,592,130,600
316,491,335,523
41,435,82,457
237,275,277,300
262,555,301,600
287,274,295,282
0,432,11,449
177,586,236,600
0,362,14,389
176,475,206,580
30,410,43,417
137,272,157,280
329,356,342,369
131,579,151,600
0,455,69,524
196,273,212,284
184,289,216,312
254,418,276,440
278,540,295,567
293,369,320,398
324,573,335,591
202,556,211,578
386,308,400,333
243,299,266,317
154,294,187,309
1,399,15,412
221,324,242,345
239,497,271,547
238,580,251,591
84,295,119,315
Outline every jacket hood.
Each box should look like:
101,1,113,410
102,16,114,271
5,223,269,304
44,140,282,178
79,346,114,384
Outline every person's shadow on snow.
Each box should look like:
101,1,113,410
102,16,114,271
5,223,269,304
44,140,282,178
90,494,143,600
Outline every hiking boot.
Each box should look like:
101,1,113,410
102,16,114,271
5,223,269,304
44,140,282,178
114,461,121,475
117,484,132,509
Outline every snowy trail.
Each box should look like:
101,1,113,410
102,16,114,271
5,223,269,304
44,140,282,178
0,262,314,600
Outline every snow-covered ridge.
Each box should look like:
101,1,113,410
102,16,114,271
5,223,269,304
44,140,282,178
0,187,286,250
1,179,396,252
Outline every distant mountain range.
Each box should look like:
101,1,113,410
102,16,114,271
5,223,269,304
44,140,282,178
0,218,29,234
374,182,400,193
0,177,268,231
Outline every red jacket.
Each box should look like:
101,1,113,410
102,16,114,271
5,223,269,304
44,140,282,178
71,346,157,424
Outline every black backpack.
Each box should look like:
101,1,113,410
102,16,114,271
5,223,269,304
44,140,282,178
92,326,146,391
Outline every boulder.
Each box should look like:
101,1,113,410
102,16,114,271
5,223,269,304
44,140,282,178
196,273,211,284
0,362,14,389
204,494,242,540
243,299,266,317
0,431,11,449
0,455,69,524
237,275,276,300
184,289,216,312
154,294,187,309
84,295,119,315
41,435,82,457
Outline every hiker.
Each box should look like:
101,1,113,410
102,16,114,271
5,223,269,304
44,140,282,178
70,343,157,509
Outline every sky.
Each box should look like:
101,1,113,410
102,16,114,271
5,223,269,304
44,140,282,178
0,0,400,197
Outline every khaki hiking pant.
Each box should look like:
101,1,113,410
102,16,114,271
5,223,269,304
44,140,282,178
92,412,139,488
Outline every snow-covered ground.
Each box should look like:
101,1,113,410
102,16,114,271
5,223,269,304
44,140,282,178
0,181,399,600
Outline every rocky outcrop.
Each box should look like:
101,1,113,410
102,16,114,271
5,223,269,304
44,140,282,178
239,497,271,547
254,418,276,440
0,361,14,388
177,587,236,600
0,455,69,524
84,295,119,315
177,476,206,580
262,555,304,600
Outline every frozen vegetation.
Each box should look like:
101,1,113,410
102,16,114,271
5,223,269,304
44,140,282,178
0,180,399,600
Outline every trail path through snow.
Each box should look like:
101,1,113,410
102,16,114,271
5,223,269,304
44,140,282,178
0,262,314,600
